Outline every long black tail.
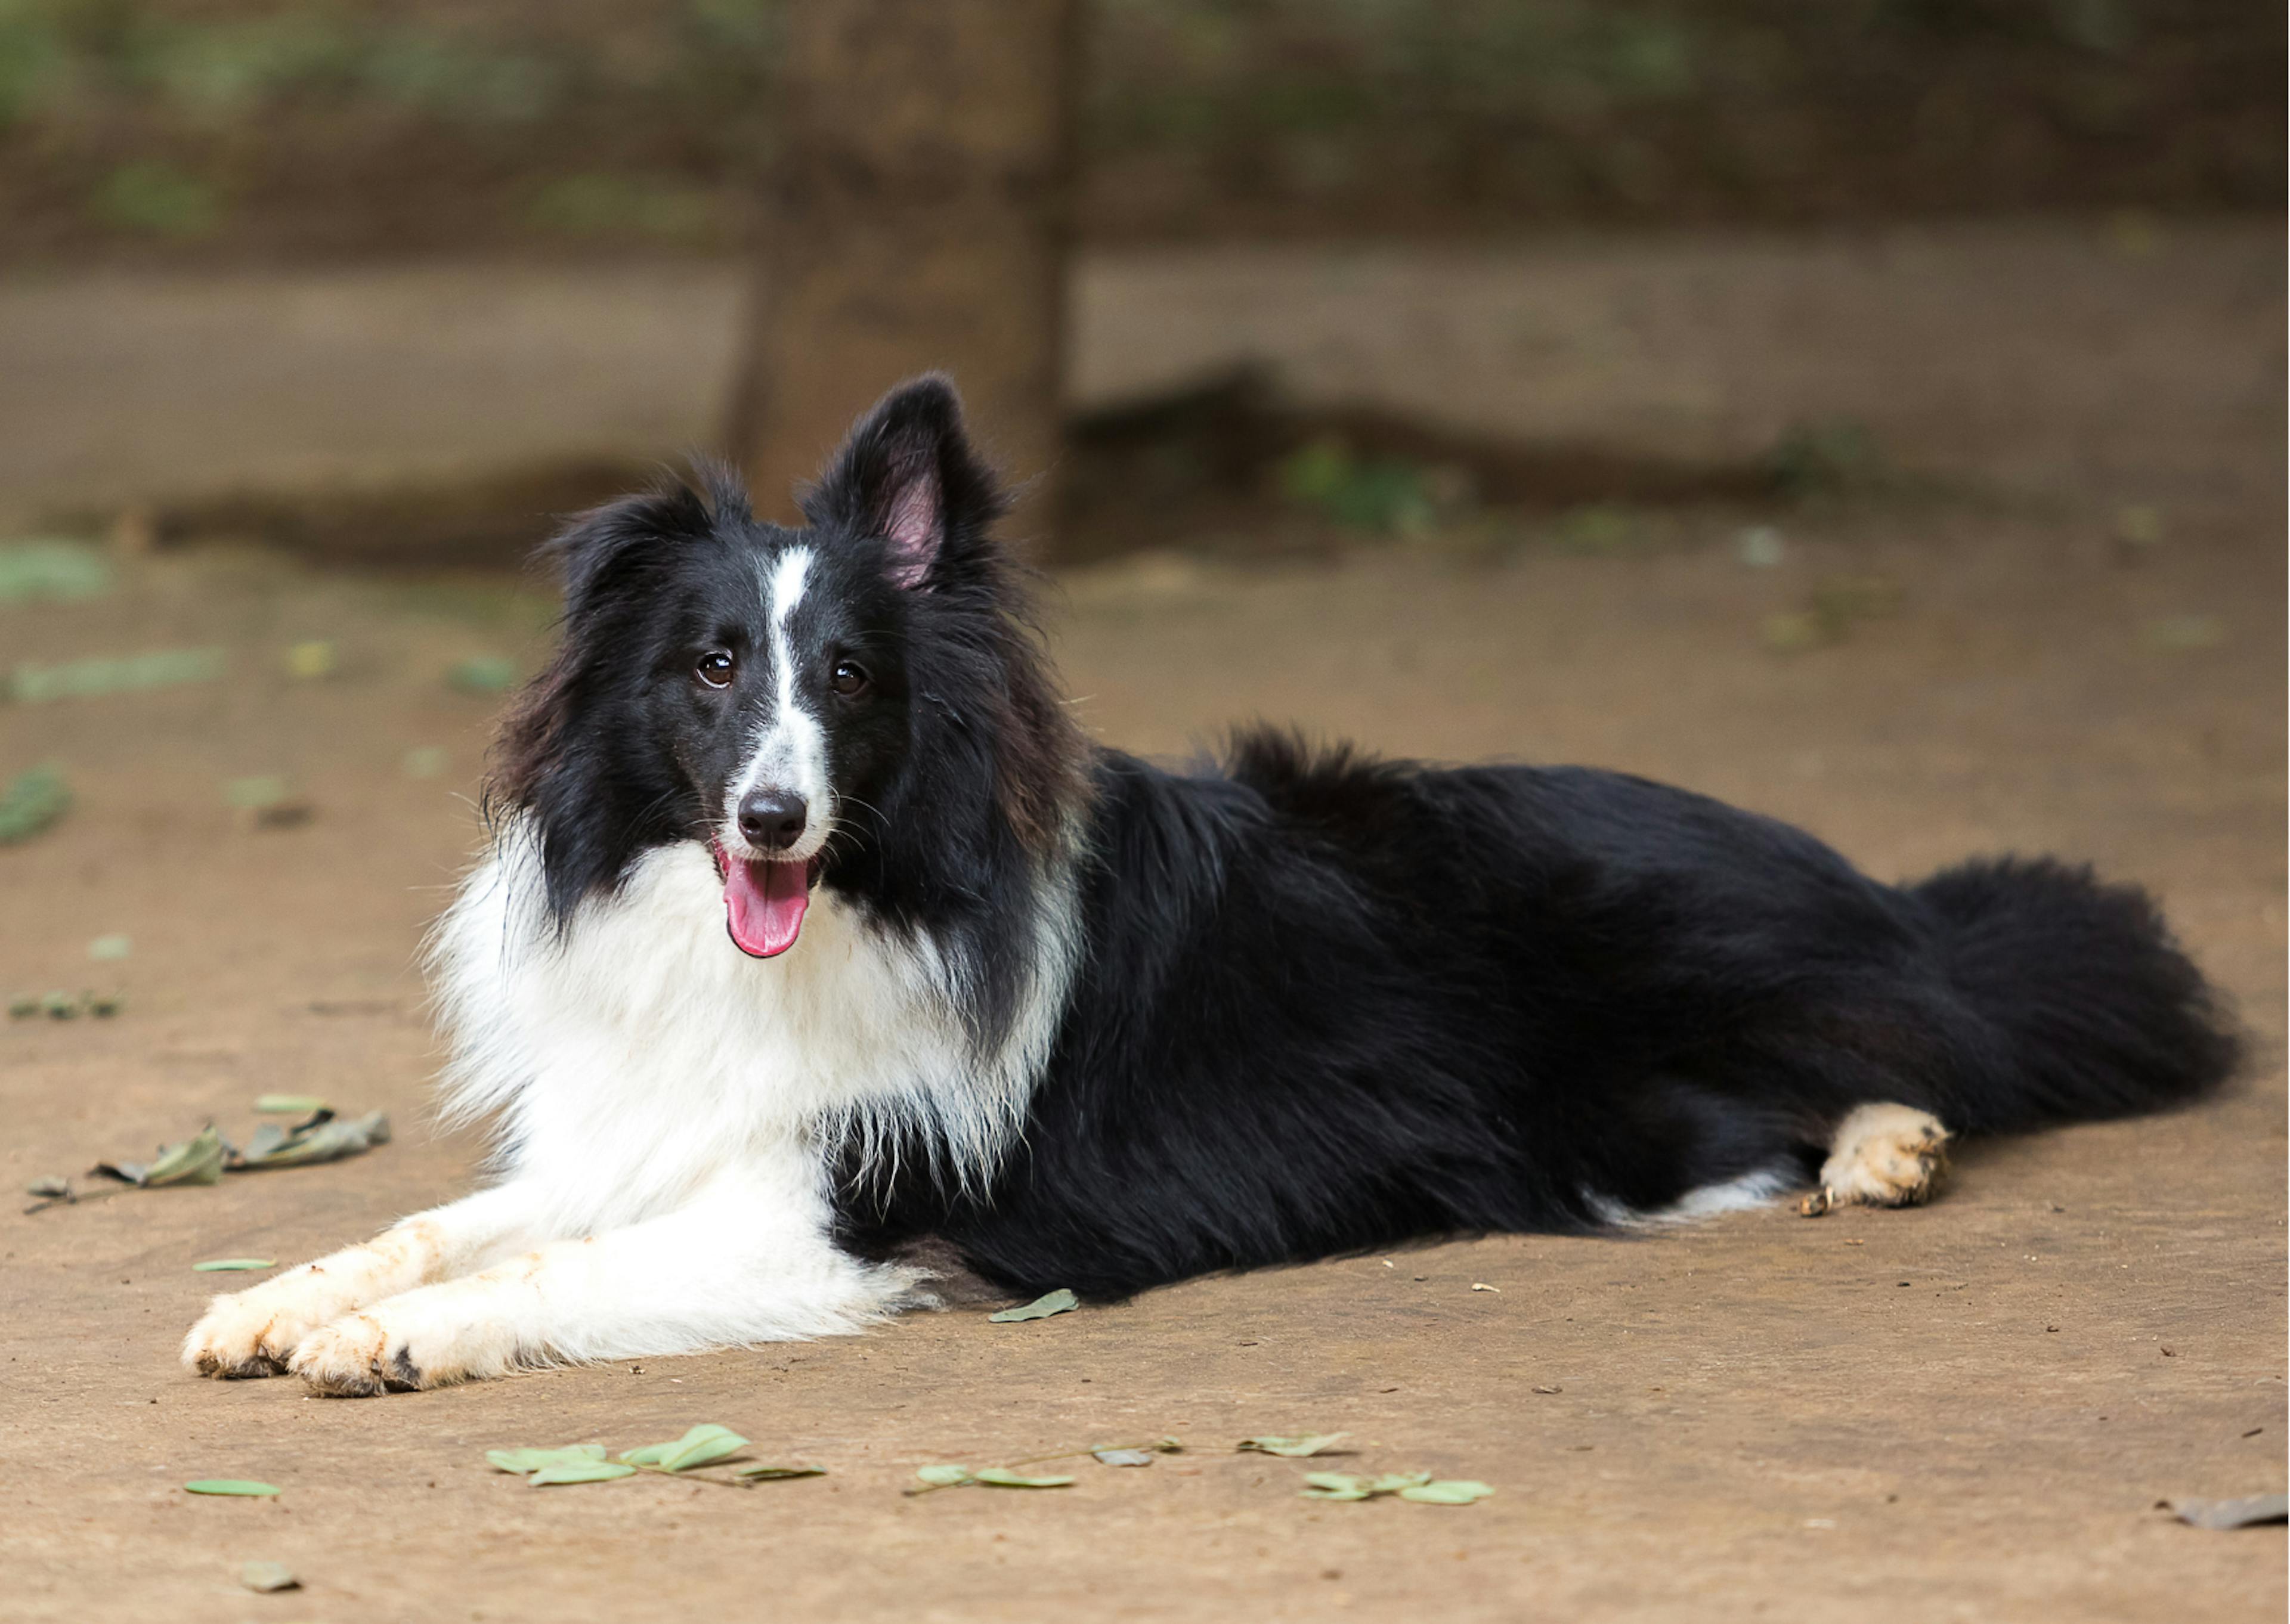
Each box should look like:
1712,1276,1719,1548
1911,857,2241,1135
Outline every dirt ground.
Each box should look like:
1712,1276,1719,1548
1,221,2282,1620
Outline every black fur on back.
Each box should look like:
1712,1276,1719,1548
836,721,2241,1298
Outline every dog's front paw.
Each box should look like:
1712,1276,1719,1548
289,1284,526,1397
287,1312,425,1397
182,1268,346,1378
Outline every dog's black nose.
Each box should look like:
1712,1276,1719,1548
737,789,808,852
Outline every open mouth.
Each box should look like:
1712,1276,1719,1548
709,840,821,959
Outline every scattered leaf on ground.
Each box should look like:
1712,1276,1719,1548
253,1094,328,1115
13,648,225,703
447,655,518,695
26,1176,70,1198
224,775,290,810
1400,1480,1495,1504
283,641,337,680
98,1126,225,1188
530,1461,638,1486
1239,1433,1348,1457
1300,1471,1492,1505
42,990,81,1019
2141,614,2226,652
2163,1493,2288,1530
487,1445,608,1475
8,993,39,1019
86,991,123,1017
620,1423,750,1472
239,1560,299,1592
402,746,448,779
974,1468,1075,1488
1471,1282,1499,1292
1760,609,1836,654
0,538,113,606
1093,1449,1156,1467
1735,525,1786,568
989,1288,1078,1322
184,1479,280,1496
733,1464,825,1480
194,1258,276,1272
86,934,131,961
230,1109,390,1170
914,1465,973,1487
0,764,70,844
2115,504,2165,551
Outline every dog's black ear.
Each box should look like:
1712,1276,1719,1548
802,374,1005,588
543,465,744,609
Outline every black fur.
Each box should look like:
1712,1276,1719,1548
499,376,2241,1304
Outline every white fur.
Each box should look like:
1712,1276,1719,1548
1585,1164,1796,1228
184,816,1081,1392
723,546,831,862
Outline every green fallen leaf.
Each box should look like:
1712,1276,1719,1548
86,934,131,962
224,774,291,811
914,1465,972,1487
253,1094,327,1115
1093,1449,1156,1467
239,1560,299,1592
101,1126,225,1188
0,538,112,606
1239,1433,1348,1458
42,990,79,1019
1301,1473,1372,1501
194,1258,276,1272
988,1288,1078,1322
184,1479,280,1496
0,765,70,844
25,1176,70,1198
230,1109,390,1170
732,1464,825,1480
283,641,336,680
1368,1472,1434,1493
1400,1480,1495,1505
13,648,225,703
620,1423,749,1472
447,655,518,695
485,1444,607,1475
8,993,39,1019
402,745,448,779
974,1468,1075,1488
530,1461,638,1486
86,991,123,1017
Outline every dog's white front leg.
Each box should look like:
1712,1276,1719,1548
182,1181,547,1378
287,1154,921,1395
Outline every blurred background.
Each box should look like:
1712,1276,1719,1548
0,0,2280,1016
0,13,2282,1613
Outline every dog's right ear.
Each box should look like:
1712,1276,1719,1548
802,374,1005,589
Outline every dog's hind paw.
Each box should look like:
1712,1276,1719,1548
1800,1104,1950,1217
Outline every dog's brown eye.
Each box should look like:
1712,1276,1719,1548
695,650,736,689
828,660,869,696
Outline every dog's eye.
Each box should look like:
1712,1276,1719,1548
695,650,737,689
828,660,869,696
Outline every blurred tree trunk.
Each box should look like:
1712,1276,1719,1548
726,0,1075,551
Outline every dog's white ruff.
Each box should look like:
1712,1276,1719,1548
182,822,1079,1389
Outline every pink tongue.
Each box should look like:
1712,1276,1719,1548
723,858,810,958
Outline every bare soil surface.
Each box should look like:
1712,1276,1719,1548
1,222,2282,1620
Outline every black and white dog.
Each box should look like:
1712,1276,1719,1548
185,377,2237,1394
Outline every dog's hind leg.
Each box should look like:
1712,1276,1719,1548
1797,1103,1951,1217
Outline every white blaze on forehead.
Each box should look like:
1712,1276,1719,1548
725,546,828,853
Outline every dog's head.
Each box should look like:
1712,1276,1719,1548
494,376,1085,956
